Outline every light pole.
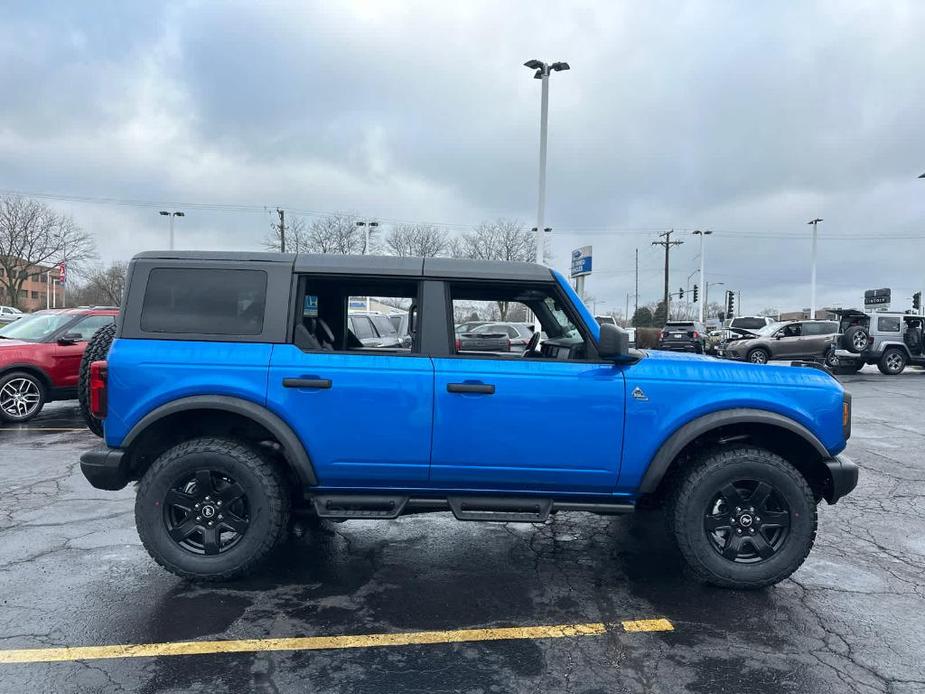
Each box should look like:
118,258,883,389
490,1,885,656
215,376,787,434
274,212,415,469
524,59,569,266
705,281,724,320
808,218,822,319
692,230,712,323
159,211,185,250
531,226,552,264
356,221,379,312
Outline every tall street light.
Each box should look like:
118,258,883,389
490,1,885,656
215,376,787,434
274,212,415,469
524,59,570,266
356,220,379,312
159,211,185,250
692,230,712,322
705,281,724,319
808,218,823,319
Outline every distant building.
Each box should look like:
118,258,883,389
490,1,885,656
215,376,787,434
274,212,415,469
0,259,64,312
779,308,839,321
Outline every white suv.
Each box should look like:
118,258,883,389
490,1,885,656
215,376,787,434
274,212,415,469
0,306,22,324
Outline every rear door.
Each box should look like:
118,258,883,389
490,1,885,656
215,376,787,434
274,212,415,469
800,321,838,358
267,275,434,487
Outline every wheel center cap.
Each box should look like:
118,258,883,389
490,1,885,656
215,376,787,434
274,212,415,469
201,505,216,519
738,513,753,527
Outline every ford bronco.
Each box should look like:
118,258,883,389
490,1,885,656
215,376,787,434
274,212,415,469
79,251,857,589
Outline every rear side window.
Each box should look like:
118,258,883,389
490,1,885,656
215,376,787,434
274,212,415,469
141,268,267,335
803,321,837,336
350,315,376,340
878,316,901,332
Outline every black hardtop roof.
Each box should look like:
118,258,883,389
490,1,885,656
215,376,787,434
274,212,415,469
133,251,554,281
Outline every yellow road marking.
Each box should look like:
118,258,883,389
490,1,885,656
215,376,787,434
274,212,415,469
621,618,674,633
0,623,613,664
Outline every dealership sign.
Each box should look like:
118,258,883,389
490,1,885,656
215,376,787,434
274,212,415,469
570,246,592,278
864,288,891,310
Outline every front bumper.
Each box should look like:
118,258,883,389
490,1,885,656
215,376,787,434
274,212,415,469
80,445,130,491
823,454,859,504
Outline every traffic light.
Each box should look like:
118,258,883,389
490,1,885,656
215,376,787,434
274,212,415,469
914,291,922,312
725,290,735,317
692,284,699,302
679,287,685,300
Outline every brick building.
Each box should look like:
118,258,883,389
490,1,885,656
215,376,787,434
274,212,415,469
0,260,65,312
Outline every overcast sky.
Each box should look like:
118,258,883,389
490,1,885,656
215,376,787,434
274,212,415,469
2,1,925,315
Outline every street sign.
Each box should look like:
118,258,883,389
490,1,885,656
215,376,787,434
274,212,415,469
570,246,592,278
864,288,891,310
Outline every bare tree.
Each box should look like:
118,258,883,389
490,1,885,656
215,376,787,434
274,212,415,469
758,307,780,318
263,215,311,253
0,196,96,309
453,219,537,263
74,261,128,306
452,219,539,318
385,224,448,257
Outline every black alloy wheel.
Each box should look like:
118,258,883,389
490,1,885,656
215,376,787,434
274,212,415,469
164,469,250,555
703,480,790,563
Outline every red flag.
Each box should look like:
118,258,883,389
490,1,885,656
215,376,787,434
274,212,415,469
58,262,66,285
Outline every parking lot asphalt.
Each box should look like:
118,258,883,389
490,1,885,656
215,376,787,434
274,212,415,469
1,367,924,693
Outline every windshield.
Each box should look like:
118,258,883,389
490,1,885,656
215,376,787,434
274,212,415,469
754,322,785,336
0,312,72,341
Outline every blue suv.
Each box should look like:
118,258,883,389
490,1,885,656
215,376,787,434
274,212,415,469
80,251,857,588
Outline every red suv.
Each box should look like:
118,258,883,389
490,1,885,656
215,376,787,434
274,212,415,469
0,307,118,423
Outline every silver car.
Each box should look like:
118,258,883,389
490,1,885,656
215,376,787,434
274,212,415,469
0,306,22,324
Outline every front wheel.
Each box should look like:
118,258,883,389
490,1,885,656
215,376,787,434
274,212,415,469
667,445,817,589
747,348,770,364
135,437,289,581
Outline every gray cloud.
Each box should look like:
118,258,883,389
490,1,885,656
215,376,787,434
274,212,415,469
1,1,924,315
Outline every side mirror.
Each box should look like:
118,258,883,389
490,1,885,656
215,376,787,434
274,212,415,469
58,332,83,345
598,323,630,360
775,333,783,339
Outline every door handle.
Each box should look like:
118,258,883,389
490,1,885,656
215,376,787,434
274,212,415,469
447,382,495,395
283,377,332,389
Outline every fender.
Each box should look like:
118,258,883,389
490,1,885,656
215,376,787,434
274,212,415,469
122,395,317,485
638,408,830,494
0,362,53,388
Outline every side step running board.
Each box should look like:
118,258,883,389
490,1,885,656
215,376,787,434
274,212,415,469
448,496,552,523
309,494,635,522
312,495,408,519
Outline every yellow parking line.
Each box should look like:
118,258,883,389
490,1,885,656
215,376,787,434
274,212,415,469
621,618,674,633
0,619,673,665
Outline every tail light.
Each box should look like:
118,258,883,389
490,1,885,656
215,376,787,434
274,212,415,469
505,338,512,351
692,331,700,339
89,360,108,419
454,337,461,352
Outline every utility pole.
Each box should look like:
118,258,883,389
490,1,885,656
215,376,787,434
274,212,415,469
651,230,683,320
634,248,639,316
808,218,822,319
692,229,712,323
276,209,286,253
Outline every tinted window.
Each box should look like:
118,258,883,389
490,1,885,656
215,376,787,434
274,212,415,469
68,315,115,340
878,316,901,332
351,315,375,339
803,321,837,336
369,314,398,337
141,268,267,335
731,317,768,330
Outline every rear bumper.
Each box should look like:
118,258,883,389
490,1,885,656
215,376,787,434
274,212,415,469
80,446,130,491
658,342,700,353
823,454,858,504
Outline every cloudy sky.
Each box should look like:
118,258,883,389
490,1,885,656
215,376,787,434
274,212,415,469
2,1,925,316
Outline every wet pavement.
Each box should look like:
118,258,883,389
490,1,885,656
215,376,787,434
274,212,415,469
0,369,924,693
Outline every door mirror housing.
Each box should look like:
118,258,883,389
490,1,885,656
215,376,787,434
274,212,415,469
598,323,630,360
58,332,83,345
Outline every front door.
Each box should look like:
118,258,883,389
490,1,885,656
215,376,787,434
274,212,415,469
429,279,625,494
51,314,115,389
774,323,804,359
266,275,434,488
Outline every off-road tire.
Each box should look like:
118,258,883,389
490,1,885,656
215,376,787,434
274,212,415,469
666,445,817,589
135,437,289,581
0,370,46,423
747,348,770,365
843,326,869,354
877,347,906,375
78,322,117,437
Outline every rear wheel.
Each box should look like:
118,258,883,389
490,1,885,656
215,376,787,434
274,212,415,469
78,323,117,437
747,348,770,364
878,348,906,375
135,437,289,581
0,371,45,423
666,445,816,589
